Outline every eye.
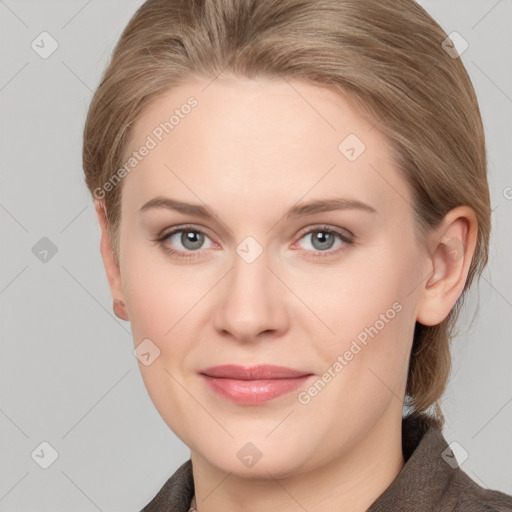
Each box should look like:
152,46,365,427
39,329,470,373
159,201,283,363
293,225,354,258
154,224,354,260
155,225,216,259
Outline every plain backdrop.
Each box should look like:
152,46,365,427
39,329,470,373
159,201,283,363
0,1,511,510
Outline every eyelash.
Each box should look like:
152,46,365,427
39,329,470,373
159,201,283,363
153,224,354,260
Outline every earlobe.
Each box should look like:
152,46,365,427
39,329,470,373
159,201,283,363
416,206,478,327
113,299,129,321
94,200,129,321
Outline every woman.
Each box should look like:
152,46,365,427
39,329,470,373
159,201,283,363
82,0,512,510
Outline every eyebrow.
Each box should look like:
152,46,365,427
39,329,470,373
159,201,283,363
139,196,377,220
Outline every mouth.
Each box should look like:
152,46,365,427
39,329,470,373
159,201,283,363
198,364,314,405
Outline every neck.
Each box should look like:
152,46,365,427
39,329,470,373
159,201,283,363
190,410,405,512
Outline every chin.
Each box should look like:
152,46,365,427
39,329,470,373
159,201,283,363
192,437,313,480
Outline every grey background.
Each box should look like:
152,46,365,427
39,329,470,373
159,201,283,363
0,0,511,510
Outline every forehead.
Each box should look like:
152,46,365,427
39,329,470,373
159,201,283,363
122,74,412,222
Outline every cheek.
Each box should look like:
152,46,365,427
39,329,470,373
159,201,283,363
120,246,201,429
305,249,410,339
120,238,206,335
119,247,182,375
309,241,418,392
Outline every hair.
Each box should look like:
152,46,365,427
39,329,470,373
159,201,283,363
82,0,491,428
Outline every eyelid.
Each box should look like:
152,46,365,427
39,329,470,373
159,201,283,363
294,223,354,242
157,223,216,243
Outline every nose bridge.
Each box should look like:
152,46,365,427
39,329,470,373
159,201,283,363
230,236,274,306
214,236,286,339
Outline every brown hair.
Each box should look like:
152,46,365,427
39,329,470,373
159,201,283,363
82,0,491,427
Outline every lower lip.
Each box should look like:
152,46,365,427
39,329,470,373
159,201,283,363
200,374,313,405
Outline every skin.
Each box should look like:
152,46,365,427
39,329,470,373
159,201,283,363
96,73,477,512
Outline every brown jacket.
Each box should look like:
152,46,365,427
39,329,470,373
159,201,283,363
140,413,512,511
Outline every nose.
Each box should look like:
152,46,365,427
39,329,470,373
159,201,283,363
213,244,289,343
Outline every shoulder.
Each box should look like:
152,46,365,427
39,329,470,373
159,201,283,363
446,467,512,512
413,412,512,512
369,412,512,512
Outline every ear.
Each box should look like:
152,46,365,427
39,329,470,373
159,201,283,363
416,206,478,326
95,200,129,321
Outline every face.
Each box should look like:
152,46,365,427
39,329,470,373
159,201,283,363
109,74,431,477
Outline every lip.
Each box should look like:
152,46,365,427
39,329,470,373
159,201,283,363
200,364,310,379
199,364,314,405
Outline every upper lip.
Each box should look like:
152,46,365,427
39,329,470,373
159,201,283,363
200,364,312,380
